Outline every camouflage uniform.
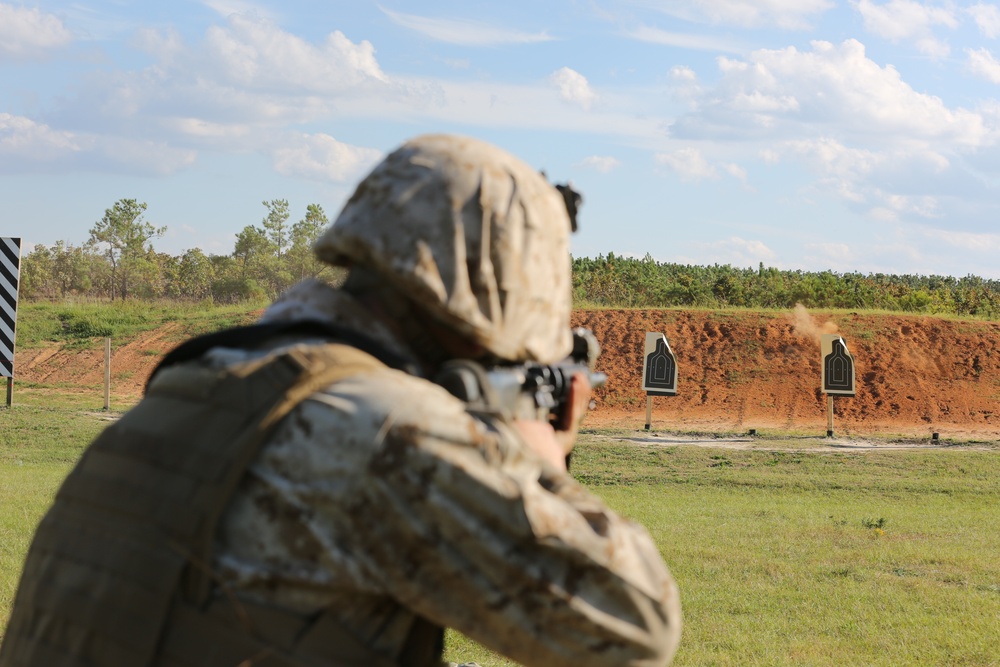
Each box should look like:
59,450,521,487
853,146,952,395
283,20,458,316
207,280,682,666
1,135,681,667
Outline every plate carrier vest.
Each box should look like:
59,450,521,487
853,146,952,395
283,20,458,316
0,321,443,667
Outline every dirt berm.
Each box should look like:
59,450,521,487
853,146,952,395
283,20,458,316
14,308,1000,439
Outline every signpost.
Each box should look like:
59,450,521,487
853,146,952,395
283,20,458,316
1,237,21,407
642,331,678,430
820,333,856,436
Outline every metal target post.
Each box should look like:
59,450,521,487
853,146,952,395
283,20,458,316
1,237,21,408
827,395,835,437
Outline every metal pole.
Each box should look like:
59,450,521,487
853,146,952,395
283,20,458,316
826,394,834,437
645,395,653,430
104,337,111,410
5,377,11,408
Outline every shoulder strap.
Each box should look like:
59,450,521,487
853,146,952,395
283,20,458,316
148,319,420,391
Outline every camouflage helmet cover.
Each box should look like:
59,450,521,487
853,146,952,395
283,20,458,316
314,134,573,363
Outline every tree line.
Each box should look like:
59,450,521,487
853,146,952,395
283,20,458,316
18,200,1000,317
573,254,1000,316
20,198,340,303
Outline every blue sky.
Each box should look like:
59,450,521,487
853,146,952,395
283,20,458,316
3,0,1000,278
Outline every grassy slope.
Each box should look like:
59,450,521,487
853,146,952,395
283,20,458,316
14,300,267,349
15,300,994,349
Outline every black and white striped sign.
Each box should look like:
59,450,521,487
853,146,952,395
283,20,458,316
1,237,21,378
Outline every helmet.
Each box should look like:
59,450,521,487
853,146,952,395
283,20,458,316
314,134,573,363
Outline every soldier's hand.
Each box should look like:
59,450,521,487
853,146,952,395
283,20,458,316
513,420,566,470
513,372,591,471
553,371,592,456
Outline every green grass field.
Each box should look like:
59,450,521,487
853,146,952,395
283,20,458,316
15,299,266,349
2,397,998,666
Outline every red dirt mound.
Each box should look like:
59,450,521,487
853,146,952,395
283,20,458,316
571,309,1000,438
13,309,1000,439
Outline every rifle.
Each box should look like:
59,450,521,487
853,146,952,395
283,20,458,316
435,327,607,424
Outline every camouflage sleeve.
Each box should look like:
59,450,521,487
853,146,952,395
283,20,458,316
218,367,681,667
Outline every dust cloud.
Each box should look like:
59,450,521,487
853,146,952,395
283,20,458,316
790,303,839,345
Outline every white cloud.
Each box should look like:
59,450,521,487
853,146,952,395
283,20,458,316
655,147,718,181
202,0,278,21
132,26,185,63
698,236,777,266
668,66,703,104
722,162,747,181
0,3,72,61
550,67,597,109
95,137,198,175
852,0,957,56
799,237,932,273
624,26,745,52
165,117,254,142
759,149,780,164
380,6,553,46
323,75,664,139
730,90,799,113
631,0,833,29
671,40,986,148
121,14,390,125
670,66,698,82
881,191,941,217
786,137,883,179
914,36,951,58
0,14,707,179
576,155,622,172
853,0,956,39
804,242,852,262
922,227,1000,252
270,133,382,183
79,14,393,137
968,2,1000,38
869,207,899,222
967,47,1000,83
784,136,951,212
200,16,388,89
37,17,391,178
0,113,80,160
0,113,196,175
722,162,755,191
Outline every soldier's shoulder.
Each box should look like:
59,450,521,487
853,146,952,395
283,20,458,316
317,363,469,425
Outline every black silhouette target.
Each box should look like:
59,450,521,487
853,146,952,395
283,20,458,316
643,334,677,395
822,336,855,395
645,338,675,390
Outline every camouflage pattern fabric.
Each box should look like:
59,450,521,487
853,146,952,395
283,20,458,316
205,280,681,667
314,134,575,365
